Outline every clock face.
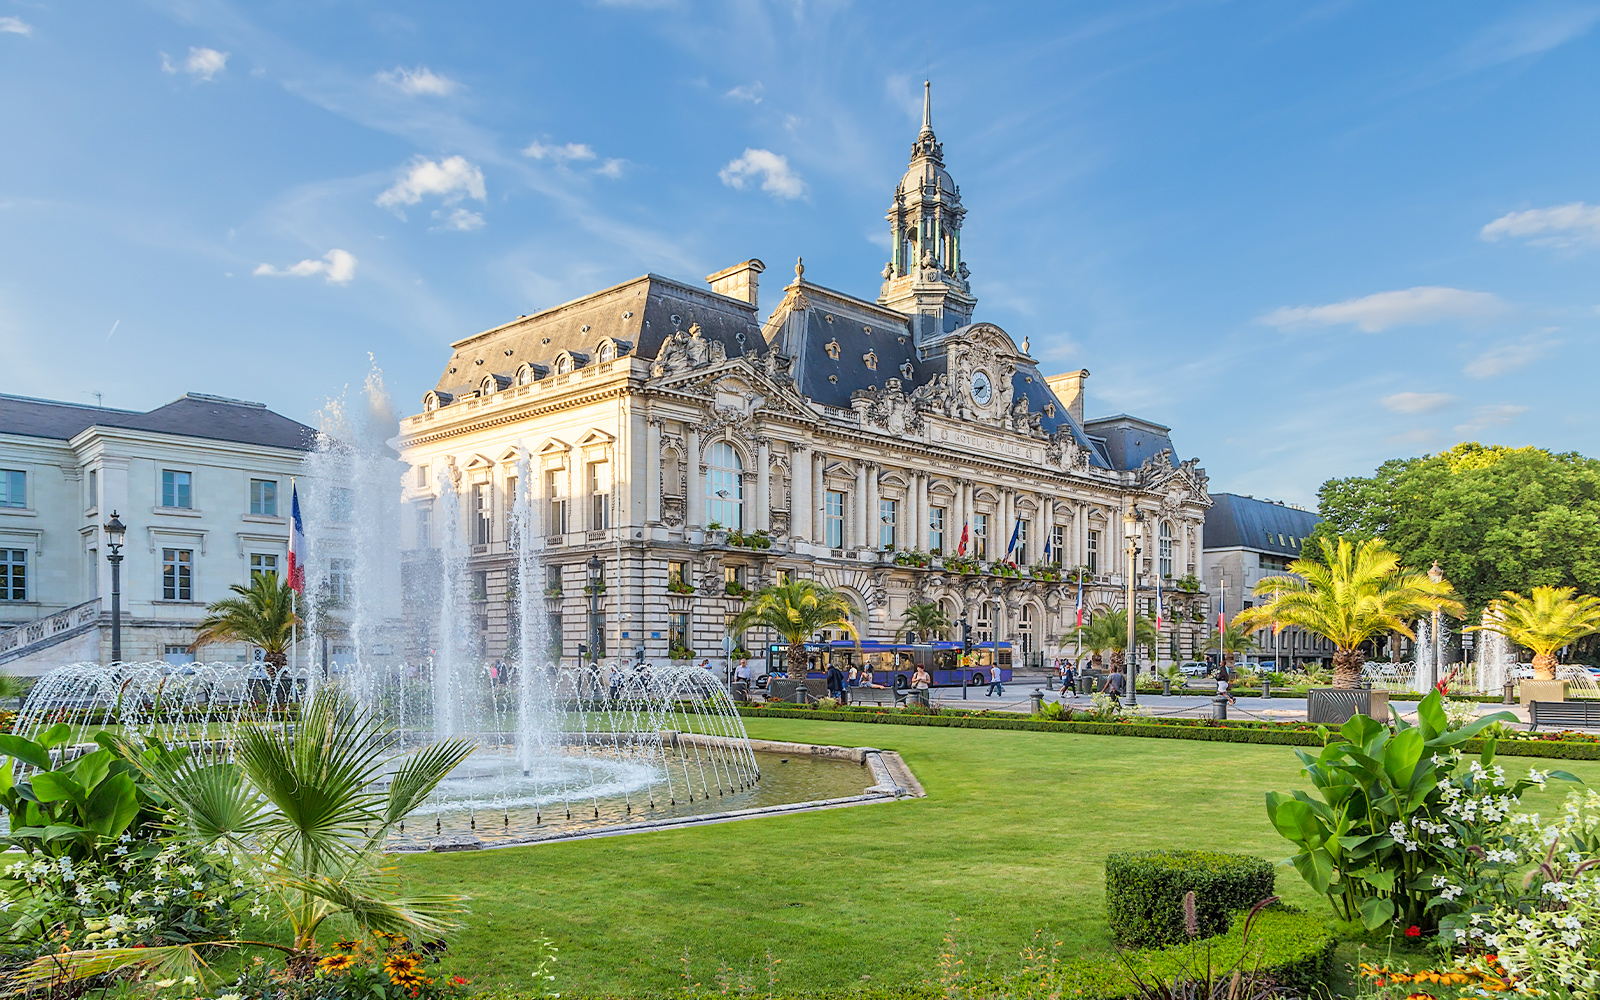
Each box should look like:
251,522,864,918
970,370,994,405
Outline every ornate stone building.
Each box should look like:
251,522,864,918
397,84,1211,672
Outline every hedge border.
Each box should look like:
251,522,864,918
736,707,1600,760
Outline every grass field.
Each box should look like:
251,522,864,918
396,718,1600,997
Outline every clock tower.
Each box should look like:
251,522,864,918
877,80,977,351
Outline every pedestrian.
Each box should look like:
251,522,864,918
912,664,932,692
825,662,846,701
986,667,1005,698
1217,666,1236,707
847,665,860,688
1061,663,1077,698
1100,667,1126,705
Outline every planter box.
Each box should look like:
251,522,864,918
1520,679,1568,706
1306,687,1390,725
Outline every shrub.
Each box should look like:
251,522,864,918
1105,850,1275,948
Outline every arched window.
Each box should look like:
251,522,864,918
556,354,574,375
1158,521,1174,579
706,442,743,530
1018,604,1035,659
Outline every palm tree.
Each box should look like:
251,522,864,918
1072,609,1157,671
897,600,952,641
729,580,859,679
1469,586,1600,681
15,690,475,987
1234,536,1462,689
191,572,299,676
1208,620,1259,672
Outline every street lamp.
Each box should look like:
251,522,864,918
587,554,603,669
1123,505,1142,707
103,511,126,664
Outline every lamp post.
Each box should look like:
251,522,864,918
1123,505,1141,707
587,554,603,670
103,511,126,665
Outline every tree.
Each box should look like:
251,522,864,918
1469,586,1600,681
191,572,299,675
728,580,860,679
1072,609,1157,671
1208,620,1259,671
1310,443,1600,618
1235,536,1463,689
897,600,952,641
15,690,475,987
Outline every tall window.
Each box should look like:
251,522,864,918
546,469,568,535
329,558,352,604
161,470,192,509
824,490,845,549
545,563,562,594
667,560,687,588
1087,529,1100,574
1051,525,1065,565
416,505,432,548
415,464,429,488
588,460,610,530
249,553,278,579
1018,604,1035,657
161,548,193,601
249,479,278,516
472,484,491,545
0,470,24,509
504,476,519,537
668,611,690,652
775,569,792,585
1159,521,1174,578
879,498,898,550
929,506,945,553
1017,519,1029,559
87,470,98,510
976,601,993,643
0,549,25,601
706,442,743,529
974,513,990,561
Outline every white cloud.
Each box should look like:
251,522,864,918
1464,335,1554,378
0,17,32,36
718,148,805,200
375,156,486,217
1381,392,1457,414
522,140,597,164
595,158,626,179
431,208,485,231
1454,404,1529,434
1259,286,1504,333
253,249,357,285
376,65,460,97
1481,202,1600,247
1458,7,1600,71
163,47,229,80
725,82,764,104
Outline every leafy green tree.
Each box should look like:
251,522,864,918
1311,443,1600,617
1469,585,1600,681
728,580,860,679
1072,609,1157,671
896,600,952,641
1236,537,1462,689
190,572,300,676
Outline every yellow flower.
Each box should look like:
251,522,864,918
318,953,358,974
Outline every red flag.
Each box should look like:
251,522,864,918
957,521,969,556
287,482,306,595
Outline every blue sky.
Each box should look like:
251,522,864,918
3,1,1598,506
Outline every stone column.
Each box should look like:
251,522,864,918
813,452,827,545
755,438,771,532
1038,496,1051,566
867,464,881,550
646,417,662,524
791,443,811,542
685,425,702,529
915,473,928,551
855,461,870,549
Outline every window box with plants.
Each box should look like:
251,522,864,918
986,563,1022,579
1029,563,1062,582
943,555,981,575
1174,572,1202,593
727,528,773,550
729,647,751,662
544,585,564,598
668,645,695,661
666,577,695,595
723,581,751,599
892,550,931,568
583,582,607,596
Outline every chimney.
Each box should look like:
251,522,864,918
1045,369,1090,424
706,259,766,312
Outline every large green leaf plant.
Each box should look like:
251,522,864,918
1265,690,1578,939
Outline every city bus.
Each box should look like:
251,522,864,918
763,640,1012,689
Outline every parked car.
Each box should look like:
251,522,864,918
1510,664,1536,679
1177,661,1211,676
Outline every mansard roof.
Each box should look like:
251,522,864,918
0,392,316,451
434,273,762,401
1082,414,1177,472
1203,493,1322,556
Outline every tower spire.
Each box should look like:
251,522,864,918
920,79,933,138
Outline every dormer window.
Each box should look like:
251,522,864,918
1044,403,1056,418
423,390,454,411
825,340,840,360
900,361,914,379
597,342,616,363
863,351,878,371
556,355,574,375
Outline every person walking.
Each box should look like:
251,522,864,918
825,662,846,702
986,667,1005,698
1216,666,1236,707
1061,663,1077,699
1100,667,1126,705
847,665,860,689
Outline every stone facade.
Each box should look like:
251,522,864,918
398,85,1212,673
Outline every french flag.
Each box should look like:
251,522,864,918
957,521,969,556
1004,519,1022,566
287,482,306,594
1075,573,1084,628
1155,573,1164,630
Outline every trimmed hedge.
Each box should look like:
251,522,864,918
1105,850,1275,948
736,706,1600,759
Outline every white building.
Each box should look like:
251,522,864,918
1201,492,1331,668
0,392,314,673
397,85,1214,678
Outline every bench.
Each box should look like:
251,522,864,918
849,686,908,707
1529,700,1600,732
1181,680,1219,695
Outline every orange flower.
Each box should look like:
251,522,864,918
318,953,357,974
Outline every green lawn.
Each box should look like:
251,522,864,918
396,719,1600,997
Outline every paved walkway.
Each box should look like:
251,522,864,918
926,673,1533,726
